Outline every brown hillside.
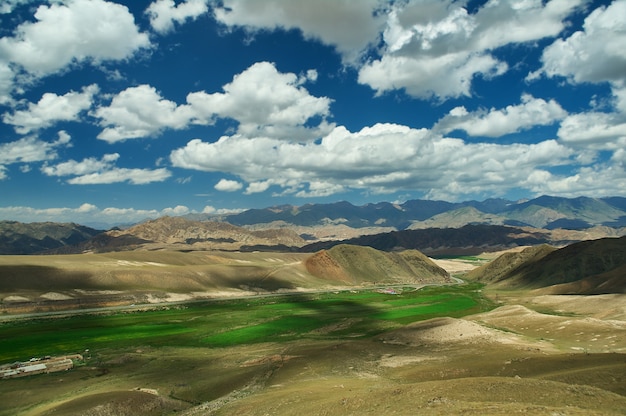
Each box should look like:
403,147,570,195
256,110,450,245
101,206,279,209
469,236,626,292
89,216,305,252
305,244,450,285
533,263,626,295
467,244,556,284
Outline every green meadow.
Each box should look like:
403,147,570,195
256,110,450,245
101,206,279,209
0,283,493,363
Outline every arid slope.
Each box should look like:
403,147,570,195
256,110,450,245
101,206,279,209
467,236,626,293
305,244,450,285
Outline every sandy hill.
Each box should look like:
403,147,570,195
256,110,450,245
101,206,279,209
305,244,450,285
59,216,306,253
0,245,453,314
468,236,626,293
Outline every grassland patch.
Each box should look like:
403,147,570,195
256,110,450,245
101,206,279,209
0,284,493,362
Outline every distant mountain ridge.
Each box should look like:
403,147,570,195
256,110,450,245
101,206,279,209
214,195,626,230
1,195,626,255
299,224,556,255
0,221,102,255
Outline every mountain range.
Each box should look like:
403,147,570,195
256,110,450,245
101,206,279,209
211,195,626,230
1,195,626,255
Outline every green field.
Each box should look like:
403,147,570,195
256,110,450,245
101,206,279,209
0,284,492,363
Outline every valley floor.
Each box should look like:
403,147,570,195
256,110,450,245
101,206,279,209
1,255,625,415
0,289,625,415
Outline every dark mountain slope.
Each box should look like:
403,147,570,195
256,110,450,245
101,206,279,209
466,245,557,284
300,225,551,255
468,236,626,293
0,221,102,254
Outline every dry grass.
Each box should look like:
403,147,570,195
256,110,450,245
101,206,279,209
2,250,626,415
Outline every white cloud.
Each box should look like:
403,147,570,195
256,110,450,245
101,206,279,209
523,163,626,199
215,178,243,192
0,203,195,226
359,0,585,100
359,52,507,100
146,0,208,34
161,205,191,216
0,63,14,104
245,180,272,194
41,153,120,177
534,0,626,85
41,153,171,185
66,168,171,185
202,205,245,215
0,132,70,167
171,122,578,200
213,0,386,63
3,84,99,134
94,62,332,142
0,0,150,77
0,203,250,226
434,94,568,137
186,61,333,141
558,112,626,150
94,84,195,142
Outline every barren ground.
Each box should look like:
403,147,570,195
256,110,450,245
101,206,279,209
1,255,625,415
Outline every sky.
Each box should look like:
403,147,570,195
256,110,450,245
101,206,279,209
0,0,625,227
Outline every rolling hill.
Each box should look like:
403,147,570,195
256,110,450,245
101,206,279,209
0,244,451,314
467,236,626,294
304,244,451,285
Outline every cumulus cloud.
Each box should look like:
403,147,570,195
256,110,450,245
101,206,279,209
0,131,70,166
558,112,626,150
532,0,626,85
215,178,243,192
434,94,568,137
213,0,386,63
186,61,333,140
0,63,14,104
0,0,150,77
3,84,99,134
529,1,626,154
171,122,577,200
146,0,208,34
359,0,585,100
94,62,332,142
66,168,171,185
0,203,193,226
41,153,120,177
202,205,245,215
41,153,171,185
94,84,196,142
523,163,626,199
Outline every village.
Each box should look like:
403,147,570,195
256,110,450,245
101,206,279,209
0,354,83,379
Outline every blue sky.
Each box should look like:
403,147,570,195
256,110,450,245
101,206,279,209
0,0,625,226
